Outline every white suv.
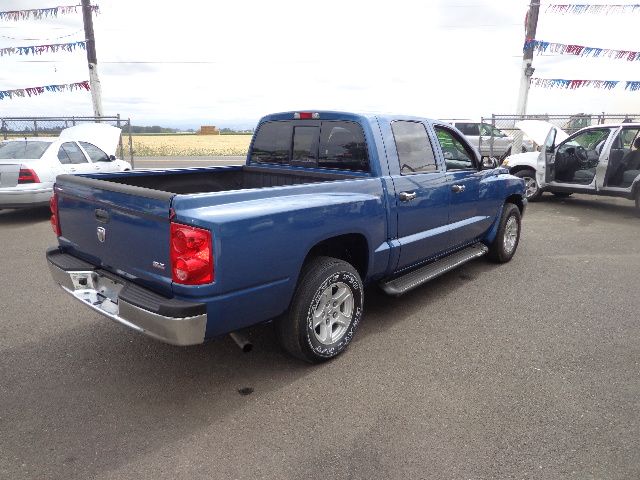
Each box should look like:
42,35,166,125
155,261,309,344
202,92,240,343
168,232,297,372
449,121,534,159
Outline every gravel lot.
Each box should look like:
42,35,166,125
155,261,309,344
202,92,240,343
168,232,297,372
1,184,639,479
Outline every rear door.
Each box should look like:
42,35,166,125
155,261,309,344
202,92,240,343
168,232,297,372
55,176,175,295
390,120,451,270
57,142,96,175
433,124,496,245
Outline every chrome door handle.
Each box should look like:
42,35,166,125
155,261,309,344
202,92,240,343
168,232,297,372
451,184,465,193
399,191,417,202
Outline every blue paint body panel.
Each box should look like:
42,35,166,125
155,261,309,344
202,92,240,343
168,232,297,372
53,111,525,339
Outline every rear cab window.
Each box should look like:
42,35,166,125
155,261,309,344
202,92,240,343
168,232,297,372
391,121,438,174
250,120,369,172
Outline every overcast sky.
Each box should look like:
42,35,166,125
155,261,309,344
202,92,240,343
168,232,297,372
1,0,639,128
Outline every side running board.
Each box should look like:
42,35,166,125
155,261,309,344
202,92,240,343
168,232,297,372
380,243,488,296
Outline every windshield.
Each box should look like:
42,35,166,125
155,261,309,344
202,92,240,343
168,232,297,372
0,141,51,159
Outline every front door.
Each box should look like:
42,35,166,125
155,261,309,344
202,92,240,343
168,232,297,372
433,125,496,247
391,120,451,271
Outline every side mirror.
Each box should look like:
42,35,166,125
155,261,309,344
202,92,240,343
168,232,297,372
545,145,554,154
109,154,117,161
482,157,498,169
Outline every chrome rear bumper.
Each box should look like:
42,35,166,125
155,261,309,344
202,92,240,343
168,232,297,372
47,248,207,346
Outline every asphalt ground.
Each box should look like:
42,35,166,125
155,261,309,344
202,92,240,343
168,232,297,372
1,171,639,479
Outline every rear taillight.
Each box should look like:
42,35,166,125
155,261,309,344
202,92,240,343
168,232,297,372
50,192,61,236
18,166,40,184
170,222,213,285
294,112,319,119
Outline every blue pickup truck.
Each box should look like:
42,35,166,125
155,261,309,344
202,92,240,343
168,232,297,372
47,111,526,362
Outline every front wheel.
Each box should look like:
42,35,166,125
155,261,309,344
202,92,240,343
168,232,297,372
487,203,521,263
275,256,364,363
513,169,542,201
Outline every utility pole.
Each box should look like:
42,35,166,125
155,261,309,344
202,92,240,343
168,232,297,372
81,0,103,117
512,0,540,154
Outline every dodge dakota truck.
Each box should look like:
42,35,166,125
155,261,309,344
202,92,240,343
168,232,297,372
47,111,526,363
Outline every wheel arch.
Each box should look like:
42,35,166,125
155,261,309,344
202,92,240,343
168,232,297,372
505,193,525,214
509,165,537,176
301,233,370,282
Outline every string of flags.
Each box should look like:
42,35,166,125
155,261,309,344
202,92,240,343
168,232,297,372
524,39,640,61
531,78,640,91
0,5,99,21
0,40,86,57
0,81,90,100
546,3,640,14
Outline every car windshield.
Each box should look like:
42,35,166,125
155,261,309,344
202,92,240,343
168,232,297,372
0,141,51,159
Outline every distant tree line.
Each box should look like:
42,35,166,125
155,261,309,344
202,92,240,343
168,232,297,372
130,125,179,134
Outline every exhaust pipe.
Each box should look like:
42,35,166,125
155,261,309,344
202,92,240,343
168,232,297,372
229,331,253,353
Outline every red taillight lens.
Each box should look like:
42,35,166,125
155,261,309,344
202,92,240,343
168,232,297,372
18,166,40,184
170,222,213,285
50,192,61,236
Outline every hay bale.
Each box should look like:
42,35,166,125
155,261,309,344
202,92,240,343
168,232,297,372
198,126,220,135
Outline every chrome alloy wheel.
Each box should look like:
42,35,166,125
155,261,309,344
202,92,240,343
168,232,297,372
503,215,519,254
522,175,538,199
312,281,354,345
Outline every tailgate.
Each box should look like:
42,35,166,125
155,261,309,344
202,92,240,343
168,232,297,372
55,174,175,296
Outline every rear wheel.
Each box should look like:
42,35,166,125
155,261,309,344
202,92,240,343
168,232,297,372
487,203,521,263
275,256,364,363
513,169,542,201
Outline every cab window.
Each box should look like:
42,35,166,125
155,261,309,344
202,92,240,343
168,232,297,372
391,121,438,174
434,127,477,170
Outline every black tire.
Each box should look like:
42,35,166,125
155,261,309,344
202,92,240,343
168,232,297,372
275,256,364,363
551,192,572,198
487,203,521,263
513,169,542,202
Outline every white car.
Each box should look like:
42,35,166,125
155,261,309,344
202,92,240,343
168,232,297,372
503,120,640,215
0,123,131,209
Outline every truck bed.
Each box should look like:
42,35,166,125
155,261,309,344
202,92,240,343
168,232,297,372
102,165,358,195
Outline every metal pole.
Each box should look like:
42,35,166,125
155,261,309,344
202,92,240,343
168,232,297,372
513,0,540,155
127,118,134,167
82,0,103,117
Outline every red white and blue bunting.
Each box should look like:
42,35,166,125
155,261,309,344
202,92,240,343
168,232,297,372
0,5,99,21
0,40,85,57
0,81,90,100
531,78,640,91
524,39,640,61
546,3,640,14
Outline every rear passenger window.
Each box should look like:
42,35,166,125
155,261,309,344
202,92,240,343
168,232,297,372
391,121,438,174
456,123,480,136
318,121,369,171
59,142,88,164
250,122,293,164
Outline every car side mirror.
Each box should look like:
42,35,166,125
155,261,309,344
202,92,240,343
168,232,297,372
108,154,117,161
482,157,498,169
545,145,554,154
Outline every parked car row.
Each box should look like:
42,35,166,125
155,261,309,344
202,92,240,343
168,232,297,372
0,124,131,209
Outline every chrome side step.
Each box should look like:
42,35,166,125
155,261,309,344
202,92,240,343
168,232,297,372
380,243,489,296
